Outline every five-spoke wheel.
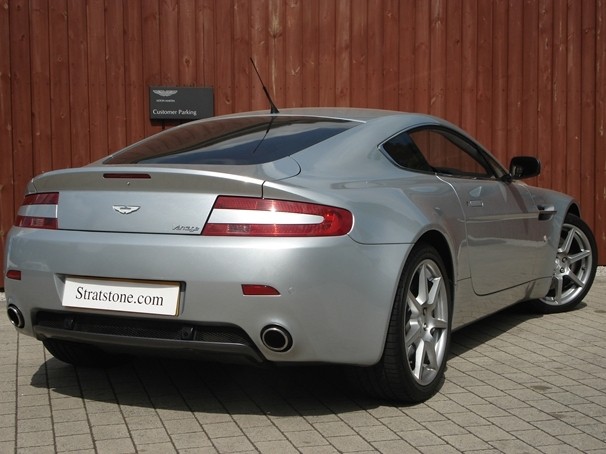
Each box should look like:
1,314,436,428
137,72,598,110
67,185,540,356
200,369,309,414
351,243,452,402
532,213,597,313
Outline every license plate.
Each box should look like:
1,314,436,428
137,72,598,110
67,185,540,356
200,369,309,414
63,277,180,316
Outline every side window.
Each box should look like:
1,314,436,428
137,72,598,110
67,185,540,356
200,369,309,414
409,129,495,178
381,133,434,172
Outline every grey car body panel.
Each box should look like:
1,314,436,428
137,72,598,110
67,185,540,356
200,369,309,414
4,108,578,365
5,228,410,364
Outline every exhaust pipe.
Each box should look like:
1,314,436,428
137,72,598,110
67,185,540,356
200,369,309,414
260,324,293,352
7,305,25,329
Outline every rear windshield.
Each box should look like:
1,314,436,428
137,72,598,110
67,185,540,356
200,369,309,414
104,116,361,165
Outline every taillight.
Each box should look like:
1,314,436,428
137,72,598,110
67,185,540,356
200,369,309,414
15,192,59,229
203,196,353,237
241,284,280,296
6,270,22,280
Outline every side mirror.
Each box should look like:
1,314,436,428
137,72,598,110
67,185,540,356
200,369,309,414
509,156,541,180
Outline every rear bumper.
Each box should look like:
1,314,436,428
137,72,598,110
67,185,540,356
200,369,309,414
5,227,411,366
33,310,265,365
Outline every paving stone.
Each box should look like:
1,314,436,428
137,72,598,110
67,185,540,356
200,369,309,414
91,423,131,441
355,424,400,442
170,431,213,450
253,439,299,453
327,434,374,452
55,433,94,452
211,435,255,453
285,429,331,448
442,433,492,451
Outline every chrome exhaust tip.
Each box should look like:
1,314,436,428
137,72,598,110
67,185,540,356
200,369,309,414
260,324,293,352
7,305,25,329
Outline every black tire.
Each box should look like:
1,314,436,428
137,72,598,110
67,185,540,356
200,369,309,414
530,213,597,314
43,338,128,367
350,244,452,402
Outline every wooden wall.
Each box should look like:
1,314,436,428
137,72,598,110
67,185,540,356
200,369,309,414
1,0,605,285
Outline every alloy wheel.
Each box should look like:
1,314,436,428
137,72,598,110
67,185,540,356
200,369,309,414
404,259,449,386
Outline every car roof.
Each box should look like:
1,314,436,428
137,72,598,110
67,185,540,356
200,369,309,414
219,107,439,123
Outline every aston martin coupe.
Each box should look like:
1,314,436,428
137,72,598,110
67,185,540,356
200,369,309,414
4,108,597,402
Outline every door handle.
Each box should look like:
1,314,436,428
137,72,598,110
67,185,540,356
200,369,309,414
467,200,484,207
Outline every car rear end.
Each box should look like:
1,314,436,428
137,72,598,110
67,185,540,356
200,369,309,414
4,112,410,366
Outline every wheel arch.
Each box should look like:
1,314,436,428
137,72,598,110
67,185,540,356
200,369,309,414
415,230,455,297
566,203,581,218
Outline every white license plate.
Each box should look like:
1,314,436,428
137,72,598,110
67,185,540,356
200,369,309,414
63,277,180,316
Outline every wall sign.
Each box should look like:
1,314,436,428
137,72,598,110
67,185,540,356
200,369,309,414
149,86,214,120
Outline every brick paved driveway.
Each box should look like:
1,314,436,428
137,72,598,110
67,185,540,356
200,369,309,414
1,275,605,453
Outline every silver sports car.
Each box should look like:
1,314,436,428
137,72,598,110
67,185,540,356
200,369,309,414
4,108,597,402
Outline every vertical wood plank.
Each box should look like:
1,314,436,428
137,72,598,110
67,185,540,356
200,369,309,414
284,0,303,107
430,0,447,118
492,0,508,161
476,0,493,148
350,0,367,107
398,0,415,111
141,0,162,136
552,0,567,193
215,0,234,114
250,0,268,110
382,0,399,110
9,0,33,211
461,0,477,135
301,0,319,106
595,0,606,261
158,0,179,128
566,0,582,199
414,0,430,113
367,0,383,108
105,0,127,150
445,0,462,125
507,0,523,164
0,0,15,271
268,0,285,107
179,0,197,85
335,0,351,106
198,0,216,88
318,0,336,106
124,2,146,144
537,0,553,188
234,0,251,112
67,0,90,166
49,0,71,169
160,0,179,85
30,0,52,174
580,1,596,221
88,0,109,159
522,0,539,186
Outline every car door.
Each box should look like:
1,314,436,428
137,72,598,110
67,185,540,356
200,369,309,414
408,128,549,296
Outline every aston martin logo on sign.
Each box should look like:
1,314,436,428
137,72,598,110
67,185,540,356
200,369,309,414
152,89,178,97
113,205,141,215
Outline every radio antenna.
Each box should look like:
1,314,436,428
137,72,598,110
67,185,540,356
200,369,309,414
250,58,279,114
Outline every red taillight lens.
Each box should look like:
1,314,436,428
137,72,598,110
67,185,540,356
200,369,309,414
241,284,281,296
6,270,22,280
15,192,59,229
203,196,353,237
22,192,59,205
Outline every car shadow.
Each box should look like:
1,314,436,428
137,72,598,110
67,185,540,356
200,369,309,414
29,301,588,417
449,301,587,357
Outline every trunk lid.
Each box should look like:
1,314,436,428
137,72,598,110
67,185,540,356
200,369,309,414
30,159,299,235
